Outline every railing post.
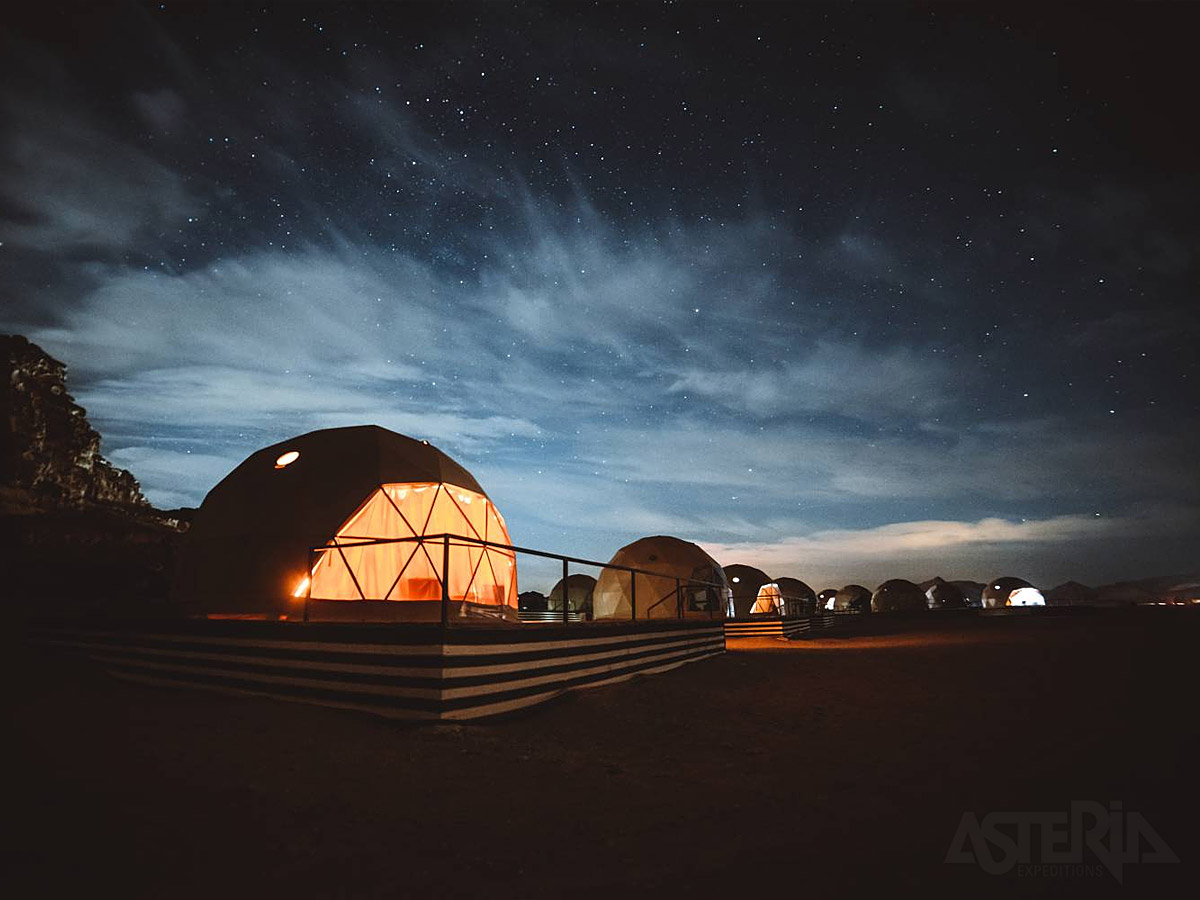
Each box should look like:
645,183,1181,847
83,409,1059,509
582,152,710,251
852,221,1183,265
562,558,570,625
630,570,637,621
676,577,682,619
441,535,450,630
304,546,312,623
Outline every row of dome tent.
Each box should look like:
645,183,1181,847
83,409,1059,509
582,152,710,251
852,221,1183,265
171,424,1045,621
519,558,823,621
819,577,1046,612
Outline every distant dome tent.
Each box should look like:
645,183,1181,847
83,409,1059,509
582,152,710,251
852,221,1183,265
982,576,1043,608
548,573,597,616
172,425,518,622
518,590,548,612
1045,581,1095,606
774,577,818,617
923,577,968,609
833,584,872,612
871,579,927,613
724,564,772,617
593,536,730,620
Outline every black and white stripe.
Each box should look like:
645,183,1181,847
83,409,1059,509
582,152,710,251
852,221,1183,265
724,613,840,640
28,619,725,720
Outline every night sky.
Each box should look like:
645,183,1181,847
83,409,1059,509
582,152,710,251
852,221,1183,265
3,2,1197,590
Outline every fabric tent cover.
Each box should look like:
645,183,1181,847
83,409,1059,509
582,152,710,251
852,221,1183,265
1008,587,1046,606
308,481,517,608
592,535,730,620
749,582,783,614
172,425,516,619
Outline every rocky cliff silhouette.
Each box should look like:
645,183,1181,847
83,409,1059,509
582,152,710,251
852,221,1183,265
2,334,189,611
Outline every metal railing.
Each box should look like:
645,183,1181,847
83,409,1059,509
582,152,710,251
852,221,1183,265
305,532,729,627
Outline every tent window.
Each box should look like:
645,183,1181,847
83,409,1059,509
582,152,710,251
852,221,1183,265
307,482,517,607
274,450,300,469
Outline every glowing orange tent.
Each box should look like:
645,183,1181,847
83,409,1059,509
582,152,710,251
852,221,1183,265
172,425,518,621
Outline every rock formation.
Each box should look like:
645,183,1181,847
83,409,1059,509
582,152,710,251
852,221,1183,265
2,334,148,512
2,334,187,609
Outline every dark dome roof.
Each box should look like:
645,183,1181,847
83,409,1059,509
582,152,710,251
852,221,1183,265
834,584,872,611
723,564,771,598
871,578,927,613
774,577,817,601
723,563,771,617
925,577,968,609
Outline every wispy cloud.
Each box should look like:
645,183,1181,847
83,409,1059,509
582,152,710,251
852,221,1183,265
0,90,197,255
699,508,1194,589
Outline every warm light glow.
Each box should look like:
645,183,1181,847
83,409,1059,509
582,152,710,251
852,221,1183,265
308,482,518,607
292,576,310,598
275,450,300,469
750,582,782,614
1007,587,1045,606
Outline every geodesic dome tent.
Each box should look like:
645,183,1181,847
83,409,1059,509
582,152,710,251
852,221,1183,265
982,576,1042,608
592,536,730,620
172,425,519,622
775,577,818,616
749,582,784,615
834,584,872,612
871,579,928,613
724,563,772,617
923,576,968,609
548,573,597,615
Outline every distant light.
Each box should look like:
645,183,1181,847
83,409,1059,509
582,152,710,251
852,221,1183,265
275,450,300,469
731,576,740,583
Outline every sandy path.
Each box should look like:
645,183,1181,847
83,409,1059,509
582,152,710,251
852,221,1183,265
11,611,1196,898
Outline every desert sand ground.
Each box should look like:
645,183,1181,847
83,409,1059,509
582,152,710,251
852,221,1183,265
11,610,1197,898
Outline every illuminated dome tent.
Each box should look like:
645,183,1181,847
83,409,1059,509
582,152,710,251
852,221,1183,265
833,584,872,612
775,577,818,616
593,536,731,620
749,582,783,615
982,576,1044,608
172,425,518,621
724,564,772,617
871,579,928,613
548,573,597,615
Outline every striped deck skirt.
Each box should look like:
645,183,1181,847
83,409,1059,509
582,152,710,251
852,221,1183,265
724,613,839,640
27,618,725,721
